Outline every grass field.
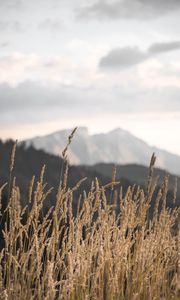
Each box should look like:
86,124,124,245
0,135,180,300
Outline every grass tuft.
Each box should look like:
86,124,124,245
0,136,180,299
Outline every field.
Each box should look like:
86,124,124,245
0,136,180,300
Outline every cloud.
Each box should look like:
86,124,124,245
0,52,100,88
0,53,74,85
0,80,180,128
0,0,23,9
100,47,147,69
0,42,9,48
79,0,180,20
0,53,41,85
148,41,180,55
38,18,63,31
0,81,106,128
0,21,23,32
1,78,180,143
99,41,180,70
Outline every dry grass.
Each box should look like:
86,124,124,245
0,133,180,300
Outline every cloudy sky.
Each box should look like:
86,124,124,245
1,0,180,155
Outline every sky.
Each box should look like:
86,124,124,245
1,0,180,155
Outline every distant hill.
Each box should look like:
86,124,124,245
25,127,180,176
88,163,180,194
0,140,179,216
0,140,131,210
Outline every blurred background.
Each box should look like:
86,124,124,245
0,0,180,158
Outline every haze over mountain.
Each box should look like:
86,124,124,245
25,127,180,176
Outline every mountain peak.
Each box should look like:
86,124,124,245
76,127,89,135
25,127,180,175
108,127,131,136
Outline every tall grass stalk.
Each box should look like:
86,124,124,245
0,143,180,299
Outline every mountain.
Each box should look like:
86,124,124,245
0,139,132,211
88,163,179,193
25,127,180,176
1,140,179,217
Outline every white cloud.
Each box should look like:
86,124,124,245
0,53,40,85
0,51,103,87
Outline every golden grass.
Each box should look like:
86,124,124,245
0,133,180,300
